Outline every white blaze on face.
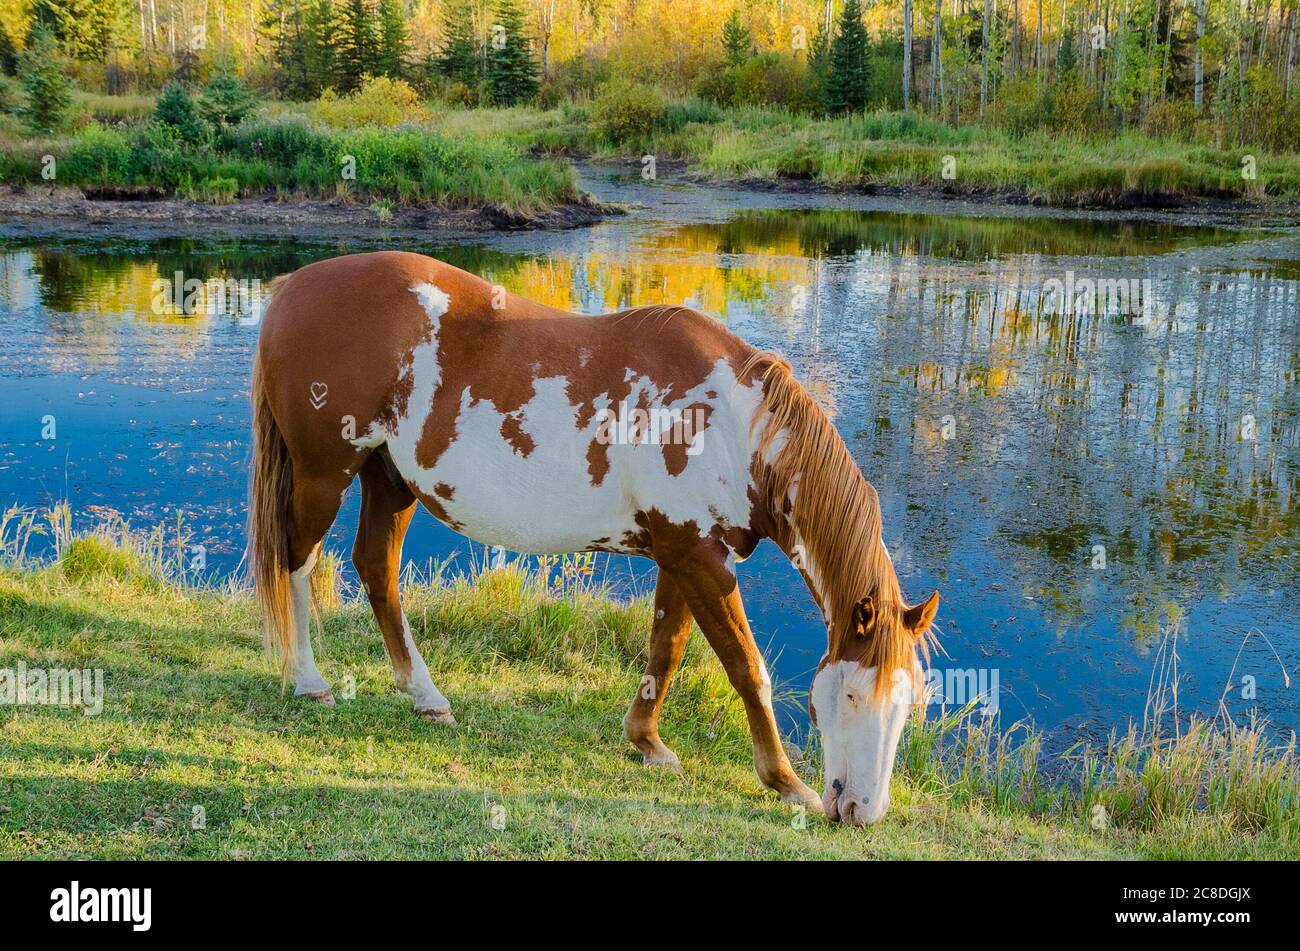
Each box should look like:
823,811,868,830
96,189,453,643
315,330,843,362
811,660,915,826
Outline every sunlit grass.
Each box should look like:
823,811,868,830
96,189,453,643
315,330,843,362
0,506,1295,859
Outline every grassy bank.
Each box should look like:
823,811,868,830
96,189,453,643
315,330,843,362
0,118,584,217
5,88,1298,215
540,97,1300,206
0,522,1296,859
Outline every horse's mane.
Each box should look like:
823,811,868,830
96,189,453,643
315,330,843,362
743,351,934,698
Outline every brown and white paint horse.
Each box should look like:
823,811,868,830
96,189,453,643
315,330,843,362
249,250,939,824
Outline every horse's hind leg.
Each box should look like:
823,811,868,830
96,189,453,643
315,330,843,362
353,453,454,724
623,572,692,769
287,471,348,705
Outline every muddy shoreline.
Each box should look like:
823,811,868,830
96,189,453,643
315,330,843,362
698,171,1295,217
0,184,621,234
570,154,1295,218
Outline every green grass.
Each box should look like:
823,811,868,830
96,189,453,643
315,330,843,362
0,111,586,217
4,94,1294,211
538,101,1300,205
0,521,1297,860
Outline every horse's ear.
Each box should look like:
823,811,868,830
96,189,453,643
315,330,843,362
851,596,876,637
903,592,940,637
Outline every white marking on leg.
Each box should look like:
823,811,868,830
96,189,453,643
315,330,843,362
757,653,773,708
400,615,449,712
290,548,330,696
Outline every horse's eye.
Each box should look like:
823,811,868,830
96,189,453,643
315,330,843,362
844,691,858,704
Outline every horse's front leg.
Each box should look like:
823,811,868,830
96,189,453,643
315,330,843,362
664,544,821,810
623,571,693,770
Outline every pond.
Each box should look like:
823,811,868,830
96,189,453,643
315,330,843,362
1,173,1297,743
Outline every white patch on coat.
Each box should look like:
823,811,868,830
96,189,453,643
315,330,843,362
290,547,329,696
381,317,766,553
810,659,915,825
349,420,387,450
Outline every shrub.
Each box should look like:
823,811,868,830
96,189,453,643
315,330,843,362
223,117,331,167
1051,75,1102,139
591,81,666,145
1228,67,1300,153
17,28,72,134
661,98,724,132
198,68,259,132
997,75,1056,136
62,124,133,183
154,83,206,141
128,121,200,188
438,80,479,109
997,74,1101,139
315,75,429,129
1142,100,1199,143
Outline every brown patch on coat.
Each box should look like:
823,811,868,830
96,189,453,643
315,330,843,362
661,402,712,477
499,413,536,456
398,290,753,485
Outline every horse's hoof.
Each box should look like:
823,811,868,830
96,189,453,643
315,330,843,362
302,689,335,707
780,784,823,813
642,748,683,773
417,706,456,725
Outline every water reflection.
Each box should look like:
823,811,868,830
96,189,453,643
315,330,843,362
0,205,1295,736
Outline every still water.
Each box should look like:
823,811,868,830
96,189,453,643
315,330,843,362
1,178,1297,741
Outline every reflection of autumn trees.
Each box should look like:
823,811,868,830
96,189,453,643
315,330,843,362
4,213,1293,646
874,258,1297,640
677,208,1248,260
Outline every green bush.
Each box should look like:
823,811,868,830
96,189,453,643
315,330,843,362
591,81,666,145
315,76,428,129
154,83,207,141
223,117,331,167
62,124,134,183
198,68,259,132
661,98,724,131
1142,100,1200,143
16,27,71,134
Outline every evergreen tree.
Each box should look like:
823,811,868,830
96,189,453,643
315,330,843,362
199,67,260,131
437,0,479,87
0,25,18,74
485,0,538,105
304,0,340,93
721,9,753,66
375,0,407,79
336,0,377,92
262,0,312,99
154,82,206,140
17,26,71,134
824,0,870,114
1057,29,1077,74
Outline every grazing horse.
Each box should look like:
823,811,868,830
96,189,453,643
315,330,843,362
248,250,939,824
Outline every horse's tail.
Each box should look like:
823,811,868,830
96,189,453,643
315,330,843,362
248,334,295,682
